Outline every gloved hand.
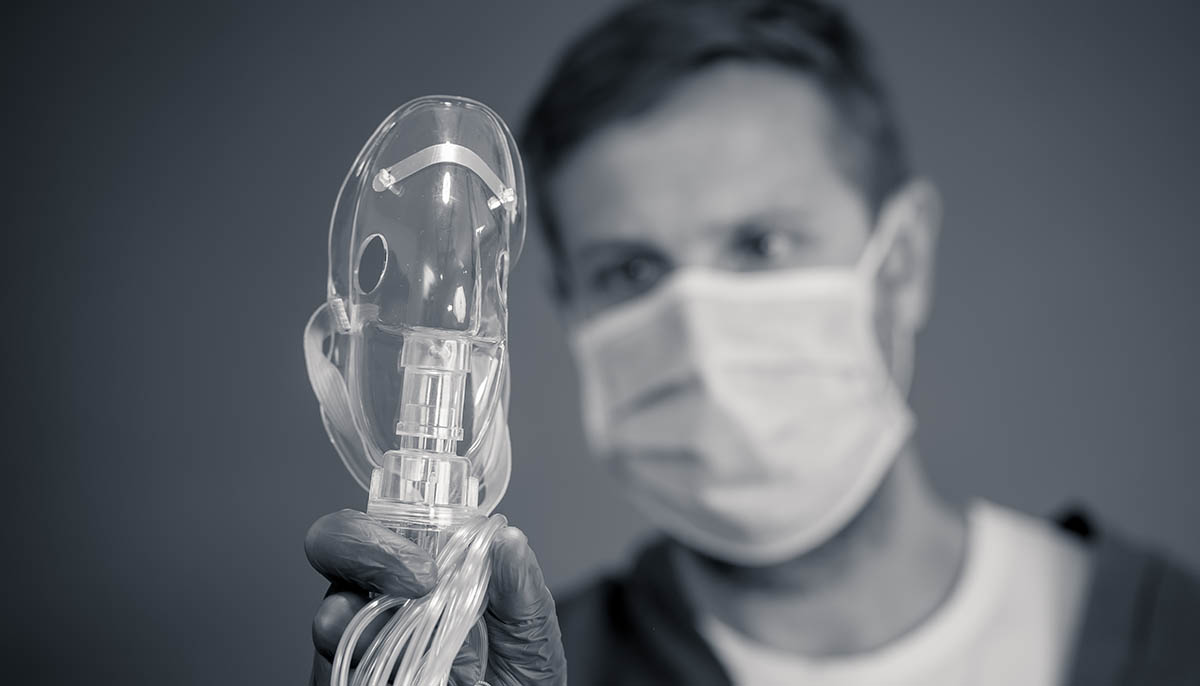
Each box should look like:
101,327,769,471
305,509,566,686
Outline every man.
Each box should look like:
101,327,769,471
305,1,1200,684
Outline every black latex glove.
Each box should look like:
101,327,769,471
305,509,566,686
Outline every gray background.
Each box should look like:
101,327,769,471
4,1,1198,683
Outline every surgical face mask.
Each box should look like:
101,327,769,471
568,217,915,565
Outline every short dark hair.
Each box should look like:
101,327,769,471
521,0,910,298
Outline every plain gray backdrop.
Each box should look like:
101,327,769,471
4,1,1198,683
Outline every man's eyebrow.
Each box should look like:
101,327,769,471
573,237,661,263
733,207,813,229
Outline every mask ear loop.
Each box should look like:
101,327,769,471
304,303,374,489
857,194,917,395
856,194,907,279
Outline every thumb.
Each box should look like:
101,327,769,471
483,527,566,686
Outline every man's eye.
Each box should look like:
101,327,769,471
734,228,794,261
592,255,663,293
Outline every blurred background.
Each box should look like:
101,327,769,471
4,0,1198,683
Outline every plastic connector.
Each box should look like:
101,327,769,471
365,331,480,555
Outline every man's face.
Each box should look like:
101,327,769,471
541,61,941,563
548,61,877,324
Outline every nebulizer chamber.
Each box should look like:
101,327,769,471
306,95,524,685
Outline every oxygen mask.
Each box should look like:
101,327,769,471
304,95,525,686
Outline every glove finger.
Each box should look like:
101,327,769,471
305,509,437,596
312,584,396,663
484,527,566,686
311,651,332,686
448,631,484,686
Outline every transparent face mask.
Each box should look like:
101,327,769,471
320,96,524,515
305,96,526,686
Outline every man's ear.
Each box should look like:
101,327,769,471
877,178,942,333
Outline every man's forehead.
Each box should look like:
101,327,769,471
549,62,852,247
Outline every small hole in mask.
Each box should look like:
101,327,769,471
356,234,388,294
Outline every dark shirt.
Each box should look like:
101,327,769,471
555,511,1200,685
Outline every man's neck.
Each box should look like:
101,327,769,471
674,449,968,657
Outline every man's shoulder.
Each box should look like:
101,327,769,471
553,538,675,635
1098,535,1200,682
554,554,659,653
551,539,728,686
1056,506,1200,685
553,570,644,684
555,573,629,637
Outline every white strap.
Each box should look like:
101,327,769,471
371,143,517,214
304,303,374,490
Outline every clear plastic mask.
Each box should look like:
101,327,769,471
322,96,524,513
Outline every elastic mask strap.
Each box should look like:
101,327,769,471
856,198,907,279
856,193,918,396
304,303,373,490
